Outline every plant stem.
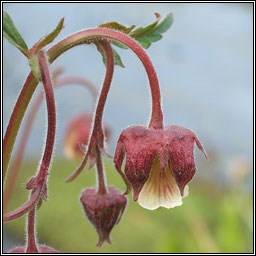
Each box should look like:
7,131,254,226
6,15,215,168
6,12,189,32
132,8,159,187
26,205,39,253
3,50,56,222
65,39,114,182
37,50,56,178
48,28,163,130
3,73,37,182
3,75,97,213
95,143,107,195
4,27,163,185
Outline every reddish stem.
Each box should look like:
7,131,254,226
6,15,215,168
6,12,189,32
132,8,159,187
95,143,107,195
3,73,37,182
4,27,163,186
48,28,163,130
3,75,97,213
37,50,56,178
65,40,114,182
26,205,39,253
3,50,56,222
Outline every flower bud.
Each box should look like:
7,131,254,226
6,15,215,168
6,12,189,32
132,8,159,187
80,186,127,247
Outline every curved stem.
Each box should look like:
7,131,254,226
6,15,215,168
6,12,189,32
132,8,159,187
37,50,56,177
3,75,97,214
48,28,163,130
26,205,39,253
3,50,56,222
65,40,114,182
4,27,163,185
3,73,37,182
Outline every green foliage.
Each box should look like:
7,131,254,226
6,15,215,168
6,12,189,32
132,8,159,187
97,13,173,67
28,17,64,80
4,158,253,253
96,42,125,68
3,12,29,57
99,21,135,34
129,13,173,49
31,18,64,54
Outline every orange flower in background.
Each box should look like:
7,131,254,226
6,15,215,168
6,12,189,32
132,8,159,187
64,113,111,160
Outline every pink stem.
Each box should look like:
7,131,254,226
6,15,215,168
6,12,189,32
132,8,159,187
26,205,39,253
3,50,56,222
65,40,114,182
48,28,163,129
3,75,98,213
37,51,56,177
95,143,107,195
4,27,163,185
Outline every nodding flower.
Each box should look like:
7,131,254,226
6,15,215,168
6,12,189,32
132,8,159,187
63,113,111,160
80,186,127,247
114,125,207,210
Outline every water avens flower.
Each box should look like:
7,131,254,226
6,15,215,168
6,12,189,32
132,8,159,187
114,125,207,210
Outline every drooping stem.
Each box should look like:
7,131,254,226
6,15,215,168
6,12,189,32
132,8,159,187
65,40,114,182
4,27,163,185
26,205,39,253
48,28,163,130
3,50,56,222
3,75,97,213
90,40,114,140
95,143,107,195
37,50,56,178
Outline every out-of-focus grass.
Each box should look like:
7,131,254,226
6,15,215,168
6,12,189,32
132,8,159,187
4,158,253,253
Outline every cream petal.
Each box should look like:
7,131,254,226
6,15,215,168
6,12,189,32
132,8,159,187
138,156,188,210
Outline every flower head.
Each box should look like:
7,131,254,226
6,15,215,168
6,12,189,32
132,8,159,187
64,113,111,160
114,125,207,210
80,186,127,247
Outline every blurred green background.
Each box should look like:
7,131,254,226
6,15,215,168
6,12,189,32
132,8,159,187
4,156,253,253
3,2,253,254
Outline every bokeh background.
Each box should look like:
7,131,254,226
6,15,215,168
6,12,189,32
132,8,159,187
3,2,253,253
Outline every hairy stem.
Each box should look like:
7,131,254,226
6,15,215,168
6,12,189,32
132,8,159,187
37,50,56,177
48,28,163,129
65,39,114,182
3,75,97,213
26,205,39,253
3,50,56,222
95,143,107,195
4,27,163,185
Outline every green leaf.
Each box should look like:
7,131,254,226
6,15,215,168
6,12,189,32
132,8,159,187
28,18,64,80
111,41,128,49
129,13,160,38
130,13,173,49
3,12,29,57
99,21,136,34
112,48,125,68
31,17,64,54
95,42,125,68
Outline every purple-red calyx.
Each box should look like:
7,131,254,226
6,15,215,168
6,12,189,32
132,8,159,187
114,125,207,210
80,186,127,247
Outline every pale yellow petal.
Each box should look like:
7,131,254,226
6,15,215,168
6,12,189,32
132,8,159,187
138,156,188,210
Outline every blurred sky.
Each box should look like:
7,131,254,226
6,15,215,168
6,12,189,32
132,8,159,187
3,3,253,173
